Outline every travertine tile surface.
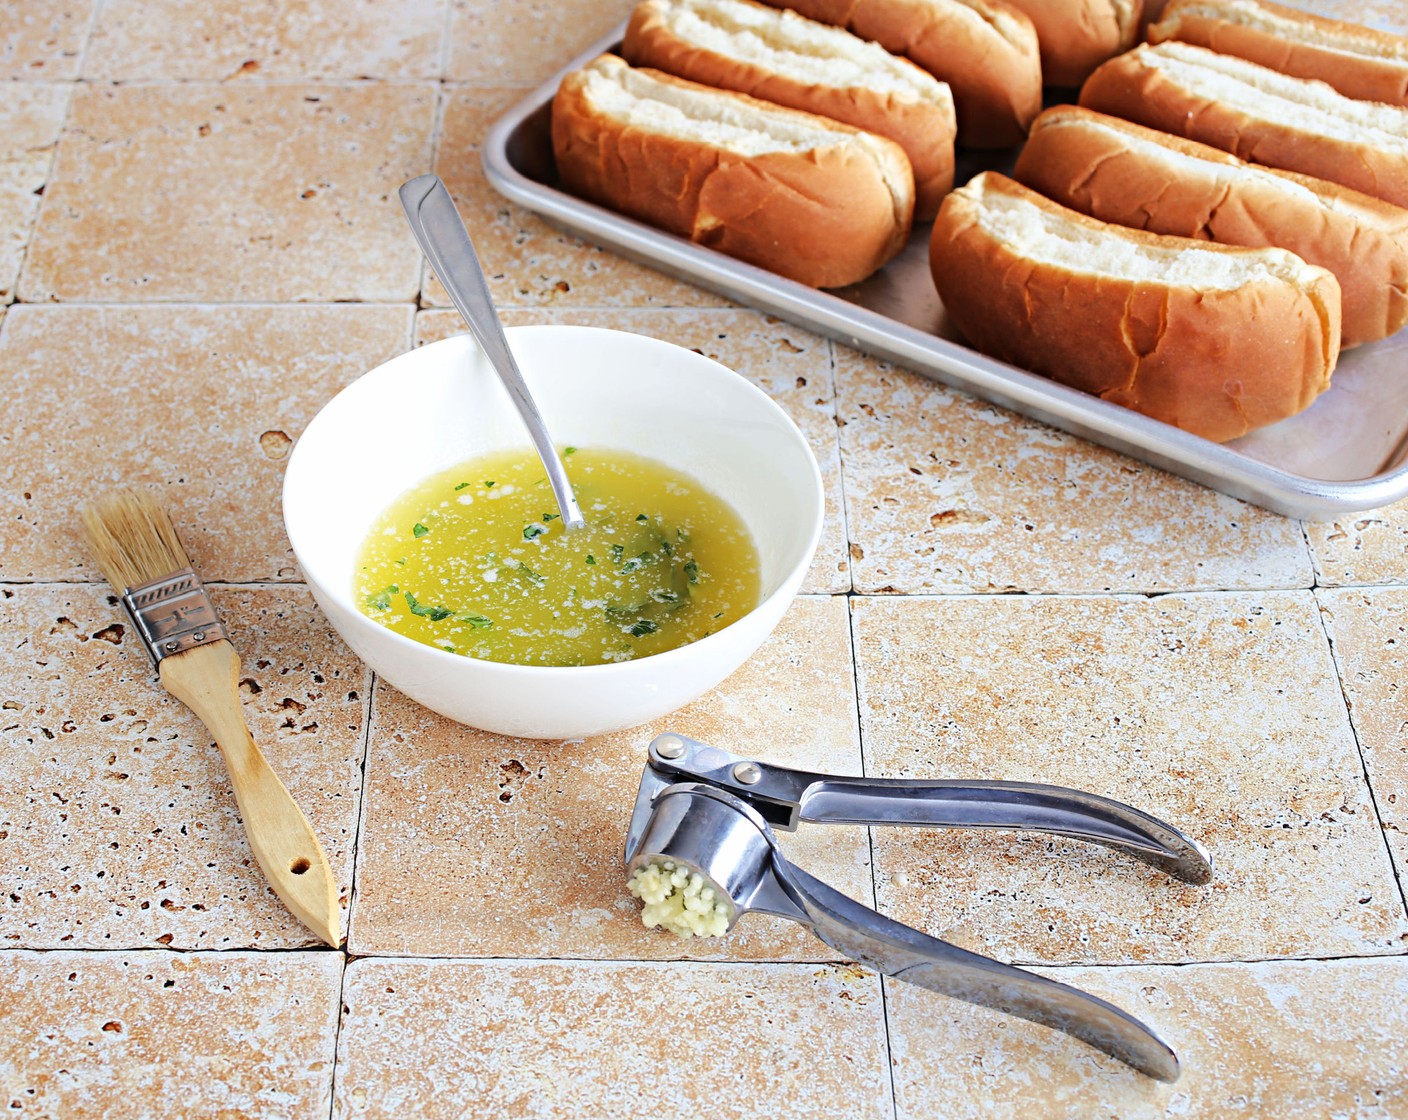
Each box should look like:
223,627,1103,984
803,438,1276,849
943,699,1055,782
22,83,435,302
424,87,726,309
334,957,890,1120
836,349,1314,594
416,307,851,593
85,0,447,80
0,303,411,582
0,585,368,949
445,0,633,83
887,958,1408,1119
0,949,342,1118
349,595,869,958
1320,587,1408,886
1306,501,1408,587
0,1,93,79
852,592,1406,963
0,83,69,304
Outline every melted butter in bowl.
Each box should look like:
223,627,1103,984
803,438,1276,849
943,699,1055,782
356,447,760,666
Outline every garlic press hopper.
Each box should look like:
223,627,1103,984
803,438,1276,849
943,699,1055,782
625,734,1214,1082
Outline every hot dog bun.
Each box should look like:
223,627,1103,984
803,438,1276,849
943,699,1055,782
753,0,1042,147
1014,105,1408,347
1079,42,1408,208
551,54,914,288
1148,0,1408,107
1001,0,1142,87
622,0,955,218
929,172,1341,441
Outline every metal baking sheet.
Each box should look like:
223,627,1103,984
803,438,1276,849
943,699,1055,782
482,25,1408,520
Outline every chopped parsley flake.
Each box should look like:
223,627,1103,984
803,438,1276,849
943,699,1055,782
523,523,545,541
629,619,659,637
484,481,495,488
366,585,399,611
413,522,429,538
585,554,596,565
543,512,559,522
404,591,453,621
636,513,649,522
564,446,577,456
454,482,471,491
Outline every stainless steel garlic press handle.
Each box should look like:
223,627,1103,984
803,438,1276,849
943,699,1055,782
776,859,1181,1082
643,735,1213,884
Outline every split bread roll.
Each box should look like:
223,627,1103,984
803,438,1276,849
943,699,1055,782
551,54,914,288
928,172,1341,442
1148,0,1408,107
1001,0,1142,87
622,0,956,218
1013,105,1408,347
753,0,1041,147
1079,42,1408,208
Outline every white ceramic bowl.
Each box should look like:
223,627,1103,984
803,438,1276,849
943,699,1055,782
283,325,823,739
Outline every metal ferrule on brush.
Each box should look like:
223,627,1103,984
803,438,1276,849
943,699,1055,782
122,568,229,666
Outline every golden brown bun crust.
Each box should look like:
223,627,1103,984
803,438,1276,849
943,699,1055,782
1014,105,1408,347
621,0,956,218
1148,0,1408,107
1001,0,1142,87
1079,45,1408,208
551,56,913,288
929,173,1340,442
754,0,1042,147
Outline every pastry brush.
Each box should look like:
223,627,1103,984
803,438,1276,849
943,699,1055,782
81,488,341,947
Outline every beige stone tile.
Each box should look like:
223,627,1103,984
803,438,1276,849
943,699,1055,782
0,584,368,949
21,82,435,302
0,303,411,582
445,0,631,83
0,1,93,79
334,957,889,1120
425,86,726,309
0,83,69,304
852,592,1407,964
417,307,851,593
835,349,1313,594
0,949,341,1117
349,595,869,959
85,0,447,80
888,957,1408,1119
1320,587,1408,886
1306,499,1408,586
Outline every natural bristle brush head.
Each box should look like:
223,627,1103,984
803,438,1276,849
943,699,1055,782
81,488,192,592
627,858,734,939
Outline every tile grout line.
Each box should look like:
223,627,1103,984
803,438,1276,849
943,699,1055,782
1310,587,1408,924
3,942,1406,967
335,306,415,952
436,0,456,84
7,72,82,310
72,0,106,78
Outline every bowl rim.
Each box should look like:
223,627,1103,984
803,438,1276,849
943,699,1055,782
283,324,825,677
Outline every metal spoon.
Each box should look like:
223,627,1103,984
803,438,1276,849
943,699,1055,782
398,174,586,530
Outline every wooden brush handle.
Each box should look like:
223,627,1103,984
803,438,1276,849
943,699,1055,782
158,640,341,947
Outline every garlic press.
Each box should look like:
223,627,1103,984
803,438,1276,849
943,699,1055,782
624,733,1214,1082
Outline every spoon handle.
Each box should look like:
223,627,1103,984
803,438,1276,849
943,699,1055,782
398,174,585,529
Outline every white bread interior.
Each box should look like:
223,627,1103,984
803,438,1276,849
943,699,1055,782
1160,1,1408,61
969,172,1323,289
1140,42,1408,150
579,58,855,155
650,0,951,100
